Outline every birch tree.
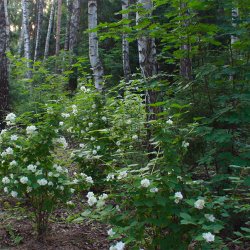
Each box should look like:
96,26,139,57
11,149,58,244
88,0,104,90
21,0,32,78
0,0,9,123
55,0,62,55
68,0,80,91
34,0,44,61
122,0,131,81
64,0,72,51
44,0,55,59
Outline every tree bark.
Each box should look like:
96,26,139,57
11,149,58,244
64,0,72,51
21,0,32,78
179,2,192,80
3,0,9,51
44,0,55,59
0,0,9,124
55,0,62,55
122,0,131,82
17,25,24,55
68,0,80,91
88,0,104,91
34,0,44,61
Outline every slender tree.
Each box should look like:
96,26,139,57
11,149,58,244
179,2,192,80
64,0,72,51
21,0,32,78
34,0,44,61
122,0,131,82
88,0,104,90
17,25,24,55
68,0,80,91
44,0,55,59
3,0,9,51
0,0,9,124
55,0,62,55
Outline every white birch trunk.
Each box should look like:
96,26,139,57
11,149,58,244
88,0,104,90
231,8,239,45
21,0,32,78
69,0,80,51
34,0,44,61
55,0,62,55
136,0,157,79
17,25,24,55
122,0,131,81
44,0,55,59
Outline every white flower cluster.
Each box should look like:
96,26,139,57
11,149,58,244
5,113,16,125
26,125,37,135
194,199,205,209
205,214,215,222
86,192,108,207
80,173,94,184
72,105,78,116
202,232,215,242
174,192,183,204
20,176,29,184
54,137,68,149
27,164,37,172
107,228,115,237
141,178,150,188
1,147,14,157
37,178,48,186
62,113,70,118
109,241,125,250
182,141,189,148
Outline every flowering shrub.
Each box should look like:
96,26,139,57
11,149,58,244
0,109,93,240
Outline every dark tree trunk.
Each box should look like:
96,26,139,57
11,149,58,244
0,0,9,125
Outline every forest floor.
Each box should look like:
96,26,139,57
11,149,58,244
0,196,109,250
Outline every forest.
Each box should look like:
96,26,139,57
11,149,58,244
0,0,249,249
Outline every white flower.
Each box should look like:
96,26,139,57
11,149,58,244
4,187,8,193
205,214,216,222
72,105,78,115
88,122,93,127
194,199,205,210
2,176,10,184
101,116,107,121
109,241,125,250
11,191,18,198
5,147,13,155
26,125,37,135
61,113,70,118
1,151,7,157
174,192,183,204
202,232,215,242
126,119,132,124
79,143,85,148
166,118,173,125
59,121,64,126
56,165,63,173
99,193,108,200
86,176,94,184
86,192,95,198
117,171,127,180
10,135,18,141
182,141,189,148
150,187,159,193
70,188,75,193
107,228,115,236
1,129,7,135
20,176,29,184
48,181,53,186
27,187,32,193
5,113,16,125
92,150,97,155
47,107,53,114
106,173,115,181
92,104,96,109
96,145,101,151
55,137,68,149
132,135,138,140
37,178,48,186
88,196,97,206
90,136,95,141
116,141,121,146
27,164,37,172
141,178,150,188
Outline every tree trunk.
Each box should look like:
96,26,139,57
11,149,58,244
231,7,239,45
3,0,9,51
68,0,80,91
136,0,157,79
21,0,32,78
179,2,192,80
55,0,62,55
0,0,9,124
44,0,55,59
34,0,44,61
88,0,104,91
17,25,24,55
64,0,72,51
122,0,131,82
136,0,158,155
